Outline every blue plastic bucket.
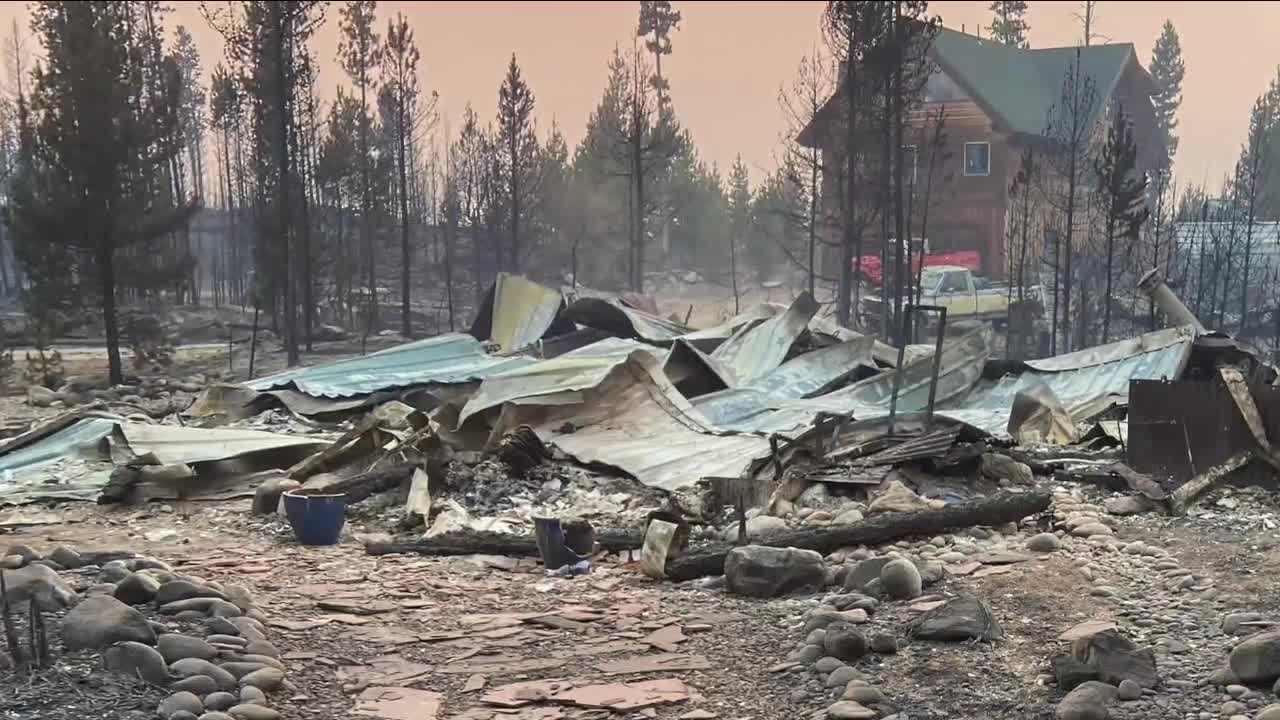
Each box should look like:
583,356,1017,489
282,490,347,546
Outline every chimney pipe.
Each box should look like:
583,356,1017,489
1138,268,1207,334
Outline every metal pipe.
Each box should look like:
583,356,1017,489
1138,268,1207,334
925,306,948,428
888,304,948,433
886,309,911,436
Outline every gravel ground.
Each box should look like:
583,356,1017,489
1,479,1279,720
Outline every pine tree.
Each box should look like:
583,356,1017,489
1007,147,1040,303
778,47,834,297
338,0,382,334
727,155,750,313
1043,48,1098,352
987,1,1029,48
880,1,940,341
575,49,632,287
317,88,362,321
538,121,572,278
1236,93,1272,333
209,63,242,304
16,1,196,385
637,1,681,106
453,103,496,295
822,0,892,327
173,26,206,201
1148,20,1184,170
1093,105,1148,344
384,12,419,337
496,54,537,274
204,0,325,366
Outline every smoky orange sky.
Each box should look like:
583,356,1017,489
1,1,1275,189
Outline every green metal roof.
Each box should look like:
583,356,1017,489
932,27,1138,139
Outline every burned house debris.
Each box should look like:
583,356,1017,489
3,271,1280,720
3,270,1277,531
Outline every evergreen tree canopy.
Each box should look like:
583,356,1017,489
987,0,1030,48
1148,19,1184,170
15,1,195,383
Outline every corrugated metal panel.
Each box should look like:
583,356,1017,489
693,388,787,432
458,338,661,426
711,292,819,383
663,339,734,397
805,325,994,417
1022,326,1194,372
117,423,329,465
808,314,910,367
0,416,117,477
473,273,573,354
486,351,772,491
939,327,1194,435
744,337,877,399
565,297,690,344
857,426,962,465
694,327,992,437
249,333,534,399
0,417,331,505
680,304,784,346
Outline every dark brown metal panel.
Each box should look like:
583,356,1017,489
1127,379,1280,486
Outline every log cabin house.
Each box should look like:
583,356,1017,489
798,26,1166,280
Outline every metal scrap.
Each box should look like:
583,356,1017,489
940,325,1195,436
743,336,877,399
249,332,533,399
457,338,660,429
470,273,575,354
479,351,771,492
710,291,819,384
565,297,690,344
0,412,331,505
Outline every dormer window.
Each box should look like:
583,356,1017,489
964,142,991,176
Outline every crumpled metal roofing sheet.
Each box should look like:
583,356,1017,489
486,352,771,491
711,292,819,384
678,304,785,350
808,314,911,367
938,326,1195,435
116,423,329,465
458,338,661,426
693,388,791,433
694,326,993,436
564,297,691,344
0,415,117,479
744,336,877,399
0,415,331,504
472,273,572,354
248,333,534,399
804,325,994,416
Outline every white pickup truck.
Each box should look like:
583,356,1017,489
862,265,1042,325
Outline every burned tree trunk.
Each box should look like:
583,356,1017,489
665,489,1052,582
364,528,647,557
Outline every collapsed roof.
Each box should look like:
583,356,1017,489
1,273,1259,506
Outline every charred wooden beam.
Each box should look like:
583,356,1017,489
664,489,1052,582
307,462,417,504
1167,451,1252,516
364,528,648,558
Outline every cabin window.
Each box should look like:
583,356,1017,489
964,142,991,176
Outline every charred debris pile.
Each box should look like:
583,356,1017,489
2,270,1277,579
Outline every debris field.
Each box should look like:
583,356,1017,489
2,271,1280,720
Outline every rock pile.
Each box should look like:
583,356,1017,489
1,544,288,720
